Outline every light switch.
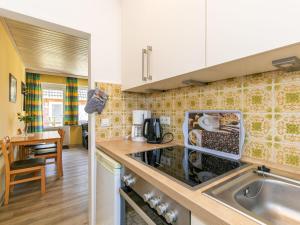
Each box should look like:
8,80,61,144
101,118,110,127
160,116,171,125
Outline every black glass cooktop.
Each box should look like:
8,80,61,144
128,145,246,188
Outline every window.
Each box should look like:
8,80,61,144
42,83,88,127
78,87,88,123
42,84,65,127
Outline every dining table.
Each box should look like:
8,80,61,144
10,131,63,177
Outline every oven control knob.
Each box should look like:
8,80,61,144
156,203,169,215
149,197,160,208
143,192,154,202
122,174,132,183
125,177,136,186
165,210,177,224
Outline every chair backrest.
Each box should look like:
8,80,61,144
58,129,65,145
1,137,11,174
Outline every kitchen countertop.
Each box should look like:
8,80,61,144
96,139,300,225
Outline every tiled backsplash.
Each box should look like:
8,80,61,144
95,82,147,140
96,70,300,169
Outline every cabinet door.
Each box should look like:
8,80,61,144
207,0,300,67
121,0,150,90
148,0,206,82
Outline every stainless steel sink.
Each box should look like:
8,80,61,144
204,170,300,225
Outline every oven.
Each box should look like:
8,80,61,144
120,187,171,225
120,168,190,225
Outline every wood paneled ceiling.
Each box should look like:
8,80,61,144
3,18,88,77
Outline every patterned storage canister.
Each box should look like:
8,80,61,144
183,110,245,160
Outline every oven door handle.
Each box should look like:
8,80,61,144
120,188,156,225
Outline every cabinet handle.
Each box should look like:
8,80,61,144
142,48,147,81
146,46,152,80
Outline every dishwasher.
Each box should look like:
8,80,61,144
96,149,122,225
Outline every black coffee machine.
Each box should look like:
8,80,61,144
143,118,163,144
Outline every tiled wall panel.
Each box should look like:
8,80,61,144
96,70,300,169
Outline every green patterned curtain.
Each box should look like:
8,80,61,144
25,73,43,132
64,77,78,125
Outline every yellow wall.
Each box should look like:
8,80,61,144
40,74,88,86
0,20,25,201
0,21,25,137
40,74,87,145
70,126,83,145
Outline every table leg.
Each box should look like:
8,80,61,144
56,140,63,177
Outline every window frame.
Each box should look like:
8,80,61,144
41,82,66,128
41,83,88,127
78,86,88,124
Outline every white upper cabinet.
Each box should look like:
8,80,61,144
207,0,300,67
122,0,206,90
147,0,206,82
122,0,150,90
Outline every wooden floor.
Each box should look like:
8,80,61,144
0,147,89,225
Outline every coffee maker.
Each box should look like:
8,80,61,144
131,110,151,142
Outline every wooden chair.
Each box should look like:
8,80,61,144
33,129,65,168
16,128,45,160
1,137,46,205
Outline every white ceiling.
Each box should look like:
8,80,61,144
3,18,88,77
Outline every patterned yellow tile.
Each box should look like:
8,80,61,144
137,97,147,109
244,114,273,141
122,91,136,99
175,132,184,144
243,72,273,87
111,84,122,98
275,114,300,143
199,81,219,93
273,143,300,167
174,96,186,111
154,100,163,111
122,125,132,136
123,99,136,112
275,83,300,112
243,87,273,113
243,140,272,160
200,91,219,110
98,82,113,96
95,72,300,168
110,127,123,138
161,124,172,134
274,70,300,84
173,114,184,128
111,113,123,126
219,90,242,110
101,99,112,115
163,97,173,111
124,113,133,125
186,85,201,96
213,77,243,90
181,86,191,97
96,128,110,140
111,98,122,111
186,94,200,110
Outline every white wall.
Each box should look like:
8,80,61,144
0,0,122,84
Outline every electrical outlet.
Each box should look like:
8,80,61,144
101,118,110,127
160,116,170,125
